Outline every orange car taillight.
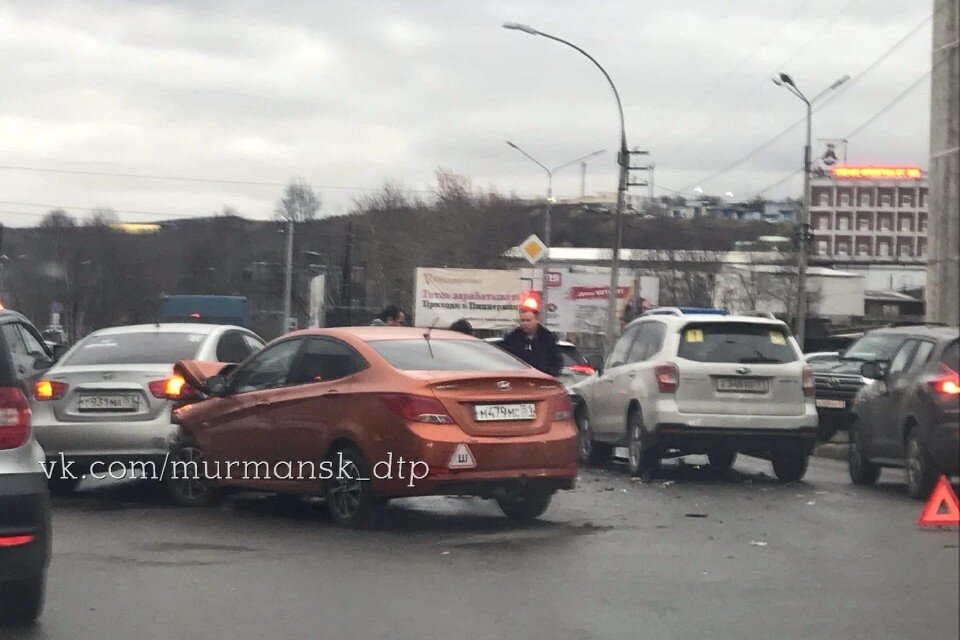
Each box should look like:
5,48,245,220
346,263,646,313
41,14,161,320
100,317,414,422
34,379,68,401
928,364,960,397
379,394,455,424
0,387,32,451
802,365,816,398
149,375,203,402
654,363,679,394
553,394,573,421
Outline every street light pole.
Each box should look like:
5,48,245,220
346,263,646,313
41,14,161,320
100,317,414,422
503,23,628,349
282,218,294,334
773,72,849,349
506,140,603,322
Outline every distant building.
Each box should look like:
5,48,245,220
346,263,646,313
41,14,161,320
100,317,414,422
808,165,928,264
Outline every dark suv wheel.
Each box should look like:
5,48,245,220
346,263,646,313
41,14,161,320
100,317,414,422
626,410,659,480
772,451,809,483
905,430,937,500
848,420,880,486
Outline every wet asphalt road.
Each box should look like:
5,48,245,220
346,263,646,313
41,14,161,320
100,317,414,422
6,455,959,640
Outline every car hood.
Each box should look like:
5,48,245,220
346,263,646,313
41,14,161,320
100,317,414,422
809,358,864,376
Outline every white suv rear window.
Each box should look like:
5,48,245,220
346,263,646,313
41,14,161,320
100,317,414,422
677,322,798,364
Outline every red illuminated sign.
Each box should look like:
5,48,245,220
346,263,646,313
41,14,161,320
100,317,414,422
831,165,923,180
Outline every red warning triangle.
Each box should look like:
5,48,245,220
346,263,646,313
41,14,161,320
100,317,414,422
918,476,960,527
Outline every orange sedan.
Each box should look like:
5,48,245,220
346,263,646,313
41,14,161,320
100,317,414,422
170,327,578,526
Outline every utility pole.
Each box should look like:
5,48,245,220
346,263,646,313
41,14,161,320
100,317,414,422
580,162,587,198
796,100,813,348
281,200,300,334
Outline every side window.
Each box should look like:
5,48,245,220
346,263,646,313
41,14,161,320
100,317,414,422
888,340,919,377
629,322,665,363
2,323,27,355
243,334,265,353
216,331,253,363
287,338,367,385
627,324,652,363
230,339,302,394
17,324,48,356
907,341,935,374
606,324,641,369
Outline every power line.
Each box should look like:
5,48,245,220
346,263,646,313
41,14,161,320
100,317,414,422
0,163,437,195
669,13,932,193
656,0,861,159
0,200,213,220
641,0,818,146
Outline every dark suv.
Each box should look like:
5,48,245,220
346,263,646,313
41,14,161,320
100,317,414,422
809,328,915,440
0,313,52,624
847,326,959,499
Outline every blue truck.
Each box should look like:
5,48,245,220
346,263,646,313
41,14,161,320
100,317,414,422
159,295,252,329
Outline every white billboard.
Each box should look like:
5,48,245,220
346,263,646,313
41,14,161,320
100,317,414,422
414,268,522,329
545,266,659,333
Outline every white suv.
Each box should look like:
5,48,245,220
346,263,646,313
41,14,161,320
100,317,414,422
570,309,818,482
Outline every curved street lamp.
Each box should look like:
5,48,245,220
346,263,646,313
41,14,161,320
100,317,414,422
773,72,850,347
504,22,629,346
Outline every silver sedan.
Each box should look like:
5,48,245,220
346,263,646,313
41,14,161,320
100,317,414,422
30,323,264,494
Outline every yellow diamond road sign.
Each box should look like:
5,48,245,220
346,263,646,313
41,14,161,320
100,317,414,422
520,235,547,265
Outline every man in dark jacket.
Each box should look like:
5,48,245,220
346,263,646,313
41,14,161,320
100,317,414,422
501,308,562,377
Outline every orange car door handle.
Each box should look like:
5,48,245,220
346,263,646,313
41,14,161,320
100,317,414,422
325,389,341,395
256,400,271,408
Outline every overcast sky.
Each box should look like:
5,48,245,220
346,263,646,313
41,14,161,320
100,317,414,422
0,0,934,226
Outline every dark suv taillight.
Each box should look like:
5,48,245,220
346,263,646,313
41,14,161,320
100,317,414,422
654,363,679,394
928,364,960,397
0,387,32,450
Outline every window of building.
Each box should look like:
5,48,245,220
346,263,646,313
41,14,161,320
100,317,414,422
816,240,829,255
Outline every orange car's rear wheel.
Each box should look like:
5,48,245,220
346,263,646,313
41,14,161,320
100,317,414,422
324,446,377,528
496,489,554,521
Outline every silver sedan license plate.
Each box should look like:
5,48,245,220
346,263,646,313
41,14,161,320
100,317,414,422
78,394,140,412
716,377,768,393
473,403,536,422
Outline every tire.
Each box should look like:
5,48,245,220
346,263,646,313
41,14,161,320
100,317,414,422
772,451,809,483
626,410,659,480
497,489,554,521
324,446,378,528
848,420,880,486
905,431,937,500
575,406,611,466
47,476,81,496
0,576,44,626
165,436,221,507
706,449,738,477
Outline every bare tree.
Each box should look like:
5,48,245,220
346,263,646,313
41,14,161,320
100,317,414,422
275,178,321,222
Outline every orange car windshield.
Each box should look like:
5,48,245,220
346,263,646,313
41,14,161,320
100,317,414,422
368,339,529,372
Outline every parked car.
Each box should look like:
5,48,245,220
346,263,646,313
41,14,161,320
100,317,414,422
31,323,265,495
848,326,959,499
0,316,51,625
809,328,916,441
486,337,595,391
170,327,578,526
570,309,818,482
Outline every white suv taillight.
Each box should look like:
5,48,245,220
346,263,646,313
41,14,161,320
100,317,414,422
654,363,679,394
802,365,815,398
0,387,32,450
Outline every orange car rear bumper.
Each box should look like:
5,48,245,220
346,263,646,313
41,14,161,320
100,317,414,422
370,420,579,497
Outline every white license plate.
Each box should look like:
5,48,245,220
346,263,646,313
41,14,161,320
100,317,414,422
816,398,846,409
716,377,768,393
473,403,536,422
78,394,140,411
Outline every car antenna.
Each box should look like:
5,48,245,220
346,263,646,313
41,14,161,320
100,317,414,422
423,318,439,358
